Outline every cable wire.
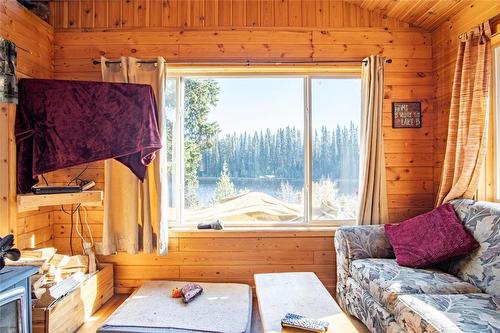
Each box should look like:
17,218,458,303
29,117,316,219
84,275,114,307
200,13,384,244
67,164,90,186
41,174,49,186
61,203,81,256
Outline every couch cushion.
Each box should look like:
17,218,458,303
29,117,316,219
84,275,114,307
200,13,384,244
384,203,478,268
351,258,481,313
394,293,500,333
448,199,500,297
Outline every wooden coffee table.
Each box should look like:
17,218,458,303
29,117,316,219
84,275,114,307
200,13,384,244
254,272,367,333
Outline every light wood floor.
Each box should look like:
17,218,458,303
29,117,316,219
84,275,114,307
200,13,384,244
76,294,368,333
76,295,129,333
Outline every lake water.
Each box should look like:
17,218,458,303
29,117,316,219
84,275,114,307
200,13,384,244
196,177,357,205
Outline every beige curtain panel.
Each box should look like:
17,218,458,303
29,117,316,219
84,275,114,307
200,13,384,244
436,22,492,206
101,56,169,256
357,55,389,225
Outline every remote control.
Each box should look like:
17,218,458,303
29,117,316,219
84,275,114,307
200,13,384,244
281,313,329,333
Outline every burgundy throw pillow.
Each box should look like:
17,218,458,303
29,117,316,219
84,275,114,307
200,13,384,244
384,203,479,268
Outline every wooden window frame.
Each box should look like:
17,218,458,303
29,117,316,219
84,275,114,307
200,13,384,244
480,33,500,201
166,65,361,227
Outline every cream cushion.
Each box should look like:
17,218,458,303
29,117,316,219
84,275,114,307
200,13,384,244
98,280,252,333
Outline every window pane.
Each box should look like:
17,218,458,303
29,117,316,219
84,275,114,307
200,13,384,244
311,78,361,221
165,78,177,223
183,77,304,223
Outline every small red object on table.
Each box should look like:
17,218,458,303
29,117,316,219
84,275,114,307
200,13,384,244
171,288,182,298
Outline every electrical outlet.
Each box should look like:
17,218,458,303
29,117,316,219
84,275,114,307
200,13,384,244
83,242,92,254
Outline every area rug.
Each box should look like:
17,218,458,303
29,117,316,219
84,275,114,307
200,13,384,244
98,280,252,333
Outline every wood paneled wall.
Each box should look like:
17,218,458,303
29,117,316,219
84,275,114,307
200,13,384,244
432,1,500,201
49,0,410,30
55,224,337,294
0,0,54,248
50,1,434,292
0,104,17,237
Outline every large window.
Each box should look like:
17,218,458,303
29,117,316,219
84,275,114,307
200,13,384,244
165,72,361,225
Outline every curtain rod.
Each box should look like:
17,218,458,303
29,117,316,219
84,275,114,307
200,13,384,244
92,58,393,65
458,13,500,39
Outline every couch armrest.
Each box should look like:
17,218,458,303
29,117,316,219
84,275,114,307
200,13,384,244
335,225,394,261
334,225,394,310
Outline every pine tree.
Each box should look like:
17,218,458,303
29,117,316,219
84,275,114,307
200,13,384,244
199,124,359,197
214,161,236,202
184,78,220,207
330,130,337,180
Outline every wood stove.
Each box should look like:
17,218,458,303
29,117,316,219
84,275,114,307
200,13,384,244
0,266,38,333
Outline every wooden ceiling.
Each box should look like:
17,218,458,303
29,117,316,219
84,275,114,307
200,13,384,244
345,0,474,31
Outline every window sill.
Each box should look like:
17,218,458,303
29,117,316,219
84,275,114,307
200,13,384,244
168,224,345,238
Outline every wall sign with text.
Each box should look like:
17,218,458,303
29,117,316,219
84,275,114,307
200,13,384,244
392,102,422,128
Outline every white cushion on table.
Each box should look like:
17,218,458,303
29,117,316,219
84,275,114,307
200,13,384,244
99,280,252,333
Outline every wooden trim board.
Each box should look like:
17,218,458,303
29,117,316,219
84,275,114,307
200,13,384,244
17,191,103,213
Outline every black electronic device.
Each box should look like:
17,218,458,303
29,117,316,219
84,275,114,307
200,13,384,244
31,186,82,195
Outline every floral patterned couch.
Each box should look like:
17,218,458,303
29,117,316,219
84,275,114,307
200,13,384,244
335,199,500,333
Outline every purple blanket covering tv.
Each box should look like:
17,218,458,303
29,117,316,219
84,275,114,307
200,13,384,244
15,79,162,193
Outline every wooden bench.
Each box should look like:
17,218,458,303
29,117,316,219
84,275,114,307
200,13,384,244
254,272,367,333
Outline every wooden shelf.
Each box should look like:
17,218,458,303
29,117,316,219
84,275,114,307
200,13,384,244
17,191,103,212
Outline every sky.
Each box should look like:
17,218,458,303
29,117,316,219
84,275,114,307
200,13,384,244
203,77,361,135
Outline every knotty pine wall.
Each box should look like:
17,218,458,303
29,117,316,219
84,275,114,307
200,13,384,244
48,0,409,30
47,1,434,294
432,1,500,201
0,0,55,249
